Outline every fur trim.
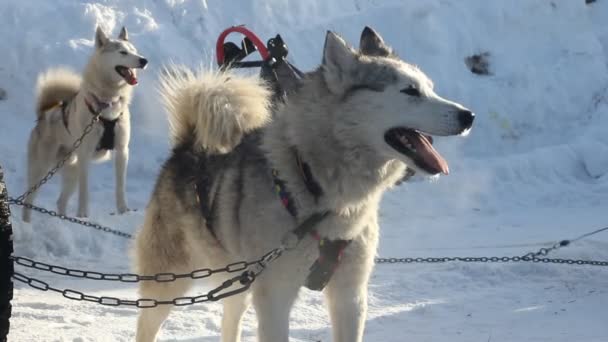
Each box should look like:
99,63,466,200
159,65,272,154
35,68,81,119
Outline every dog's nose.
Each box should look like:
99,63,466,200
458,110,475,129
139,58,148,69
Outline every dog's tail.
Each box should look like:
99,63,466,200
35,68,82,120
158,65,272,154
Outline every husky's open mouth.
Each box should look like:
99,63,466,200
384,128,449,175
115,66,138,85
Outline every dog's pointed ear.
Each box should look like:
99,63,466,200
360,26,392,57
118,26,129,41
95,26,109,49
322,31,357,70
322,31,358,95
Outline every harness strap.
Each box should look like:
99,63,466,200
292,212,330,239
84,98,110,116
40,93,77,134
84,98,98,116
271,166,350,292
194,163,218,241
272,169,298,217
294,150,323,202
60,101,71,134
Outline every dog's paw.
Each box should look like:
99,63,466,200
110,207,138,216
116,204,130,214
76,210,88,218
22,211,31,223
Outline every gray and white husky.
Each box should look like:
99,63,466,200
135,27,474,342
22,26,148,222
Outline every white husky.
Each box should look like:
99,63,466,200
135,27,474,341
22,26,148,222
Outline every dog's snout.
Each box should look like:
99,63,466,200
458,110,475,129
139,58,148,69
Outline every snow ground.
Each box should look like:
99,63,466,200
1,0,608,341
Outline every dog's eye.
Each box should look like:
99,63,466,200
120,51,128,56
348,84,383,93
400,85,421,97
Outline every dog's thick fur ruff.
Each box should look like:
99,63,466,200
22,26,147,221
134,27,473,342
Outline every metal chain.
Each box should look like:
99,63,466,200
11,247,284,308
12,249,608,286
12,252,608,308
12,271,252,308
14,113,101,202
7,200,132,239
11,235,608,309
9,253,276,283
376,242,608,266
375,256,608,266
521,240,570,260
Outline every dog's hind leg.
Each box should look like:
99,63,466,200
114,147,129,214
22,135,54,222
57,161,78,216
135,279,192,342
22,163,46,222
221,292,251,342
135,202,193,342
76,153,90,217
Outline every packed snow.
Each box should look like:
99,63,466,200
1,0,608,341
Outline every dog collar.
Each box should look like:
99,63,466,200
84,93,122,116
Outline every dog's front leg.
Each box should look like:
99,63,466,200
114,147,129,213
324,279,368,342
76,153,91,217
324,261,372,342
323,228,377,342
252,275,300,342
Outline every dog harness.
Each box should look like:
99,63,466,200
84,95,122,151
271,151,351,291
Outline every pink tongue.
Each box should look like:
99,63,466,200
125,69,138,85
405,131,449,175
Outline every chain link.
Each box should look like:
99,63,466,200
15,113,101,202
7,199,132,239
